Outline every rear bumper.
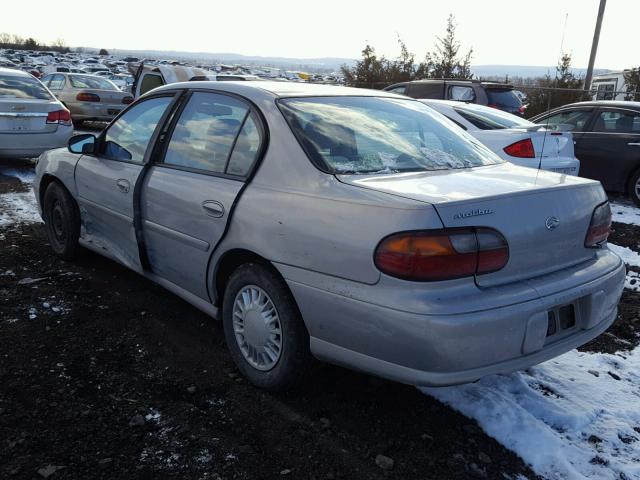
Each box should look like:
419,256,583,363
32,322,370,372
0,127,73,158
68,102,124,121
282,250,625,386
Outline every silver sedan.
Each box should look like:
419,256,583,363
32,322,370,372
0,67,73,159
40,73,133,125
34,82,625,390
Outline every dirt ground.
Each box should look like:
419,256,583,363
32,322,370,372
1,160,638,480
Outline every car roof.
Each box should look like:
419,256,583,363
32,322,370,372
153,80,405,100
558,100,640,109
0,67,31,78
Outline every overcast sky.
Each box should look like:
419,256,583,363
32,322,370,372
3,0,635,68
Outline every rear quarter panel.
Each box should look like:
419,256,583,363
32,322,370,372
34,148,81,210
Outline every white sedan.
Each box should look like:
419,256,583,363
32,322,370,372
422,100,580,175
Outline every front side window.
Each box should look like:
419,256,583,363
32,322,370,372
592,110,640,133
103,96,172,163
449,85,476,102
387,86,407,95
0,74,52,100
163,92,249,173
537,110,593,132
279,96,502,174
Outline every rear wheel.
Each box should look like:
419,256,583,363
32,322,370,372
42,181,81,260
628,170,640,207
222,263,311,390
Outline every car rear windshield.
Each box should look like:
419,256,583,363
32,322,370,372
454,103,534,130
485,88,522,109
0,74,52,100
69,75,118,90
278,96,502,174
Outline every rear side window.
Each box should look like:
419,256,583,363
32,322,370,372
592,110,640,133
69,75,117,91
454,104,534,130
449,85,476,101
226,115,262,176
48,74,65,90
485,89,522,109
163,92,249,174
0,74,52,100
386,86,407,95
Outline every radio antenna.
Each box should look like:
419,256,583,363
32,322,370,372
538,13,569,174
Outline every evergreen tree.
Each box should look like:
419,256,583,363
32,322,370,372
624,68,640,101
426,14,473,79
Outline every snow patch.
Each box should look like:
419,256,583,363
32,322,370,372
0,166,36,184
422,348,640,480
608,243,640,269
611,201,640,227
0,190,42,226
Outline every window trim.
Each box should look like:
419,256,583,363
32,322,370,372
154,88,268,181
93,92,181,165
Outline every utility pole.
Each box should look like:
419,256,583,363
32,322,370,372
583,0,607,92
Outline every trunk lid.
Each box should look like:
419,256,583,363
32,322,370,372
338,162,605,287
0,98,62,134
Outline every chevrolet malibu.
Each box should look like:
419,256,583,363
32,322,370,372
34,82,625,390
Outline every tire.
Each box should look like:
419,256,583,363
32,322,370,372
628,169,640,207
42,181,81,260
222,262,311,390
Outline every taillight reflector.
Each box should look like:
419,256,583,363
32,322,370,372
503,138,535,158
585,202,612,247
76,92,100,102
374,228,509,281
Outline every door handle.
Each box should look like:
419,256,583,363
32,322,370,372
628,142,640,146
116,178,130,193
202,200,224,218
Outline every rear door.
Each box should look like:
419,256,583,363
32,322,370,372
573,107,640,191
74,95,175,270
141,90,265,299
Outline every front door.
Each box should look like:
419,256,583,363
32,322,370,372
141,91,264,299
74,95,174,270
574,107,640,192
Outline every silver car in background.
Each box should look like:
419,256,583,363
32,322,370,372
34,82,625,391
40,73,133,125
0,67,73,159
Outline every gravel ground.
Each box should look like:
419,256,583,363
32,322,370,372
0,159,638,480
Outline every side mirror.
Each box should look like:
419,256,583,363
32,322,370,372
68,134,96,154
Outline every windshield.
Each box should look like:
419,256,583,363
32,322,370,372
279,96,502,174
0,74,52,100
454,103,533,130
69,75,118,90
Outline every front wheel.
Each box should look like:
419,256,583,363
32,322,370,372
222,263,311,390
628,170,640,207
42,181,81,260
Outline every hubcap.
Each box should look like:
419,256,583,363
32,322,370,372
50,202,66,242
635,178,640,200
232,285,282,371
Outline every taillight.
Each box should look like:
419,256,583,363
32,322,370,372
122,96,134,105
46,109,72,126
76,92,100,102
585,202,611,248
503,138,535,158
374,228,509,281
519,105,526,114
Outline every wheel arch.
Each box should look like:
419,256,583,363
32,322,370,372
213,248,290,309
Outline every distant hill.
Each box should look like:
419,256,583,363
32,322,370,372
471,64,611,79
80,47,613,77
